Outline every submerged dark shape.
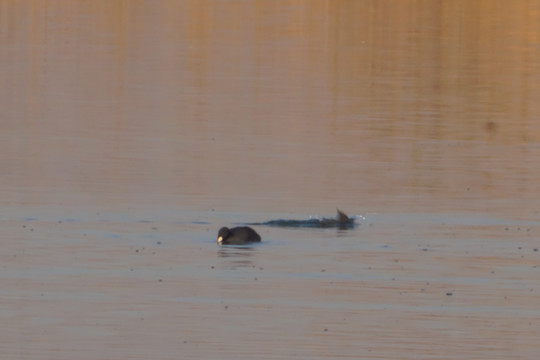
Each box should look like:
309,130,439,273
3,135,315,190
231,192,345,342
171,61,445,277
252,209,356,229
217,226,261,245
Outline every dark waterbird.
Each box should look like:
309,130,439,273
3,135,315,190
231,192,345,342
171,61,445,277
251,209,356,229
217,226,261,245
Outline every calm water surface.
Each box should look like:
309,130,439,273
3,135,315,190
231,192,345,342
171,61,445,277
1,1,540,359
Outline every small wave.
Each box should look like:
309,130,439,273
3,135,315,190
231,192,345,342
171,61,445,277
248,209,357,229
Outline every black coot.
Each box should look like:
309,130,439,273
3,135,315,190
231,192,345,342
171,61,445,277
217,226,261,245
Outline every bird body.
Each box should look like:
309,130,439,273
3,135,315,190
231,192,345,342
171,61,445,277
217,226,261,245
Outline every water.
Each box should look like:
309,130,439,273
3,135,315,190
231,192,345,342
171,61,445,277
3,209,539,359
1,1,540,359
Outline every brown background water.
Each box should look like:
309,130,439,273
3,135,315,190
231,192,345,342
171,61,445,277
1,1,540,359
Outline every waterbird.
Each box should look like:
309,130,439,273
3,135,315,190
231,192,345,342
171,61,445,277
217,226,261,245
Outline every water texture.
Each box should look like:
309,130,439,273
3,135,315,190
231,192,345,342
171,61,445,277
1,1,540,359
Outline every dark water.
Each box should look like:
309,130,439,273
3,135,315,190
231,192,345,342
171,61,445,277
2,1,540,359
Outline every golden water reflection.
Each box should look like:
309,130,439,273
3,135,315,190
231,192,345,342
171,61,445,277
1,1,540,214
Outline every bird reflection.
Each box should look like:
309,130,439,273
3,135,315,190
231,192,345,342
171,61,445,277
217,245,257,268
